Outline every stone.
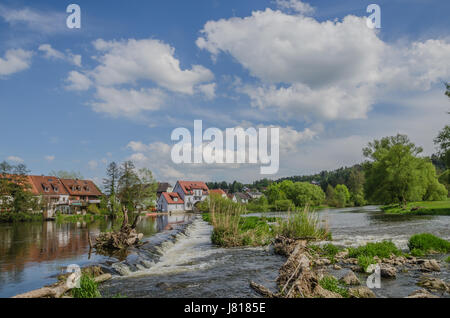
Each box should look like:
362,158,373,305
335,250,349,259
340,271,360,286
406,289,439,298
418,277,449,292
420,259,440,272
333,264,342,270
348,286,376,298
313,285,343,298
380,264,397,278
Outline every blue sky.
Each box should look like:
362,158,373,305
1,0,449,186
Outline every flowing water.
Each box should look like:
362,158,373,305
1,207,449,298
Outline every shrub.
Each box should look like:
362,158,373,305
445,256,450,263
274,199,294,211
71,275,100,298
408,233,450,254
87,204,100,215
357,255,376,272
275,209,330,241
319,276,349,298
348,241,402,259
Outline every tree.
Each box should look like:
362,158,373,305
335,184,350,208
103,162,120,197
363,134,447,206
291,182,325,207
117,161,139,211
434,125,450,170
135,168,157,211
325,185,335,206
49,170,83,179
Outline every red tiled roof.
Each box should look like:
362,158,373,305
29,175,68,196
177,181,209,195
210,189,226,196
59,179,102,197
161,192,184,204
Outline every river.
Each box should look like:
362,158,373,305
0,207,449,298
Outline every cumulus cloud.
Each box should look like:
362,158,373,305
66,38,216,118
38,44,82,67
91,86,166,118
275,0,315,15
88,160,98,170
0,49,33,77
197,9,450,121
0,4,66,34
65,71,92,91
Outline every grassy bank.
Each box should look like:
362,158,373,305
408,233,450,256
0,212,43,223
381,200,450,215
205,196,331,247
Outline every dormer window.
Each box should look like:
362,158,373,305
52,185,59,192
174,197,178,202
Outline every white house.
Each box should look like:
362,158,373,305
157,192,185,212
172,181,209,211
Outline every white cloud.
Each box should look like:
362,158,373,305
91,38,214,94
275,0,315,15
7,156,24,163
39,44,82,67
45,155,55,162
197,9,450,121
197,83,217,100
0,49,33,77
0,4,66,34
65,71,92,91
91,86,166,118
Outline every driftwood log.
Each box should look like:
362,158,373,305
94,207,144,252
12,272,111,298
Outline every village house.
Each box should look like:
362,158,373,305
156,182,173,198
235,192,251,204
209,189,227,198
28,176,71,215
227,193,238,203
59,178,102,213
158,181,209,212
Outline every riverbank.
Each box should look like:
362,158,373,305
381,200,450,216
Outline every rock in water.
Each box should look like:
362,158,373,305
406,289,439,298
340,271,360,286
348,287,376,298
418,277,449,292
380,264,397,278
420,259,440,272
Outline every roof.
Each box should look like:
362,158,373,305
210,189,226,196
157,182,172,193
235,192,251,200
59,179,102,197
161,192,184,204
29,175,69,196
176,181,209,195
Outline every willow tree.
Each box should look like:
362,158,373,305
363,134,447,206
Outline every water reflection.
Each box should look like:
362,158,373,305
0,213,193,298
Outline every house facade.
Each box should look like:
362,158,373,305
210,189,227,198
173,181,209,211
157,192,185,212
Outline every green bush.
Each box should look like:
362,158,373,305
274,199,294,211
0,212,43,223
408,233,450,254
319,276,349,298
445,256,450,263
275,210,330,241
348,241,402,259
71,275,101,298
87,204,100,215
357,255,376,272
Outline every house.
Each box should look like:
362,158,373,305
210,189,227,198
227,193,238,203
172,180,209,211
58,179,102,213
157,192,185,212
247,191,263,200
235,192,251,204
156,182,173,198
29,175,71,214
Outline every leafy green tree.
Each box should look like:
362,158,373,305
117,161,139,211
265,183,286,204
135,168,157,210
364,134,447,206
434,125,450,170
325,185,336,206
291,182,325,207
335,184,350,208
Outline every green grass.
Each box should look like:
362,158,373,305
348,241,402,259
357,255,376,272
445,256,450,263
319,276,349,298
309,243,343,263
274,210,331,241
381,200,450,216
408,233,450,254
0,212,43,223
71,275,101,298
